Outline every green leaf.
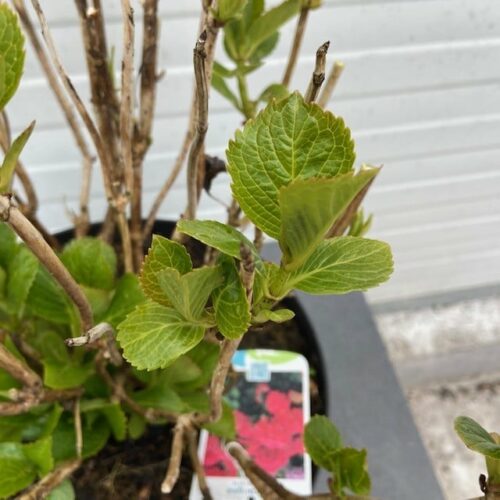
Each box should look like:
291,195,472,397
279,167,380,269
253,308,295,324
271,237,393,298
212,71,241,110
7,245,38,314
26,266,75,326
227,92,355,238
61,237,116,290
487,434,500,483
183,341,220,390
0,121,34,194
215,0,247,22
132,384,184,414
258,83,289,104
22,436,53,476
31,330,69,365
213,60,237,78
212,255,250,339
102,273,145,327
0,222,17,268
80,399,127,441
204,401,236,440
128,413,146,440
244,0,300,58
159,355,203,386
43,360,93,390
0,443,36,498
0,3,25,110
82,286,111,319
157,266,222,321
117,301,205,370
304,415,342,471
335,447,371,495
47,479,75,500
454,416,500,460
140,235,192,306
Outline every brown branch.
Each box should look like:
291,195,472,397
282,5,310,88
0,342,41,389
327,176,376,238
304,41,330,103
74,398,83,458
161,414,191,494
131,0,159,268
187,429,213,500
13,0,95,236
317,61,345,109
0,195,93,332
185,30,209,221
18,459,81,500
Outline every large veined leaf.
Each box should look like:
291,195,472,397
304,415,342,471
227,93,355,238
157,266,223,321
0,443,37,498
140,235,192,306
61,238,117,290
0,121,34,193
334,447,371,495
279,166,380,269
0,3,25,110
117,301,205,370
454,416,500,460
270,237,393,298
212,255,250,339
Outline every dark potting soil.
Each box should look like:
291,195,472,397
72,303,326,499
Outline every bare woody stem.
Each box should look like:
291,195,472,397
317,61,345,109
0,195,93,332
185,31,209,221
0,343,41,389
18,460,81,500
187,429,213,500
282,4,311,87
304,41,330,103
13,0,95,237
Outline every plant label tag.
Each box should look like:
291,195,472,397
190,349,312,499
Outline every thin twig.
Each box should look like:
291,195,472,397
0,195,93,331
282,5,311,87
0,342,41,389
317,61,345,108
131,0,159,267
18,460,81,500
74,398,83,458
161,415,191,494
13,0,95,236
187,429,213,500
185,30,209,221
304,41,330,103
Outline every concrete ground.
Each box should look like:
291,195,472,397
375,295,500,500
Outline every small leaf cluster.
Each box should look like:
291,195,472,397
455,416,500,485
305,415,371,497
213,0,298,118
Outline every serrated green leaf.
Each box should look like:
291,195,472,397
304,415,342,471
7,245,38,314
0,442,36,498
0,3,25,110
279,167,380,269
215,0,247,22
0,121,34,193
335,447,371,495
212,255,250,339
271,237,393,297
61,237,116,290
244,0,300,58
140,235,192,306
22,436,53,476
258,83,289,104
253,308,295,324
227,92,355,238
102,273,145,327
454,416,500,460
203,401,236,440
212,71,241,110
43,360,93,390
47,479,75,500
0,222,17,268
157,266,222,321
117,301,205,370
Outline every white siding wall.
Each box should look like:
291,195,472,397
7,0,500,304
